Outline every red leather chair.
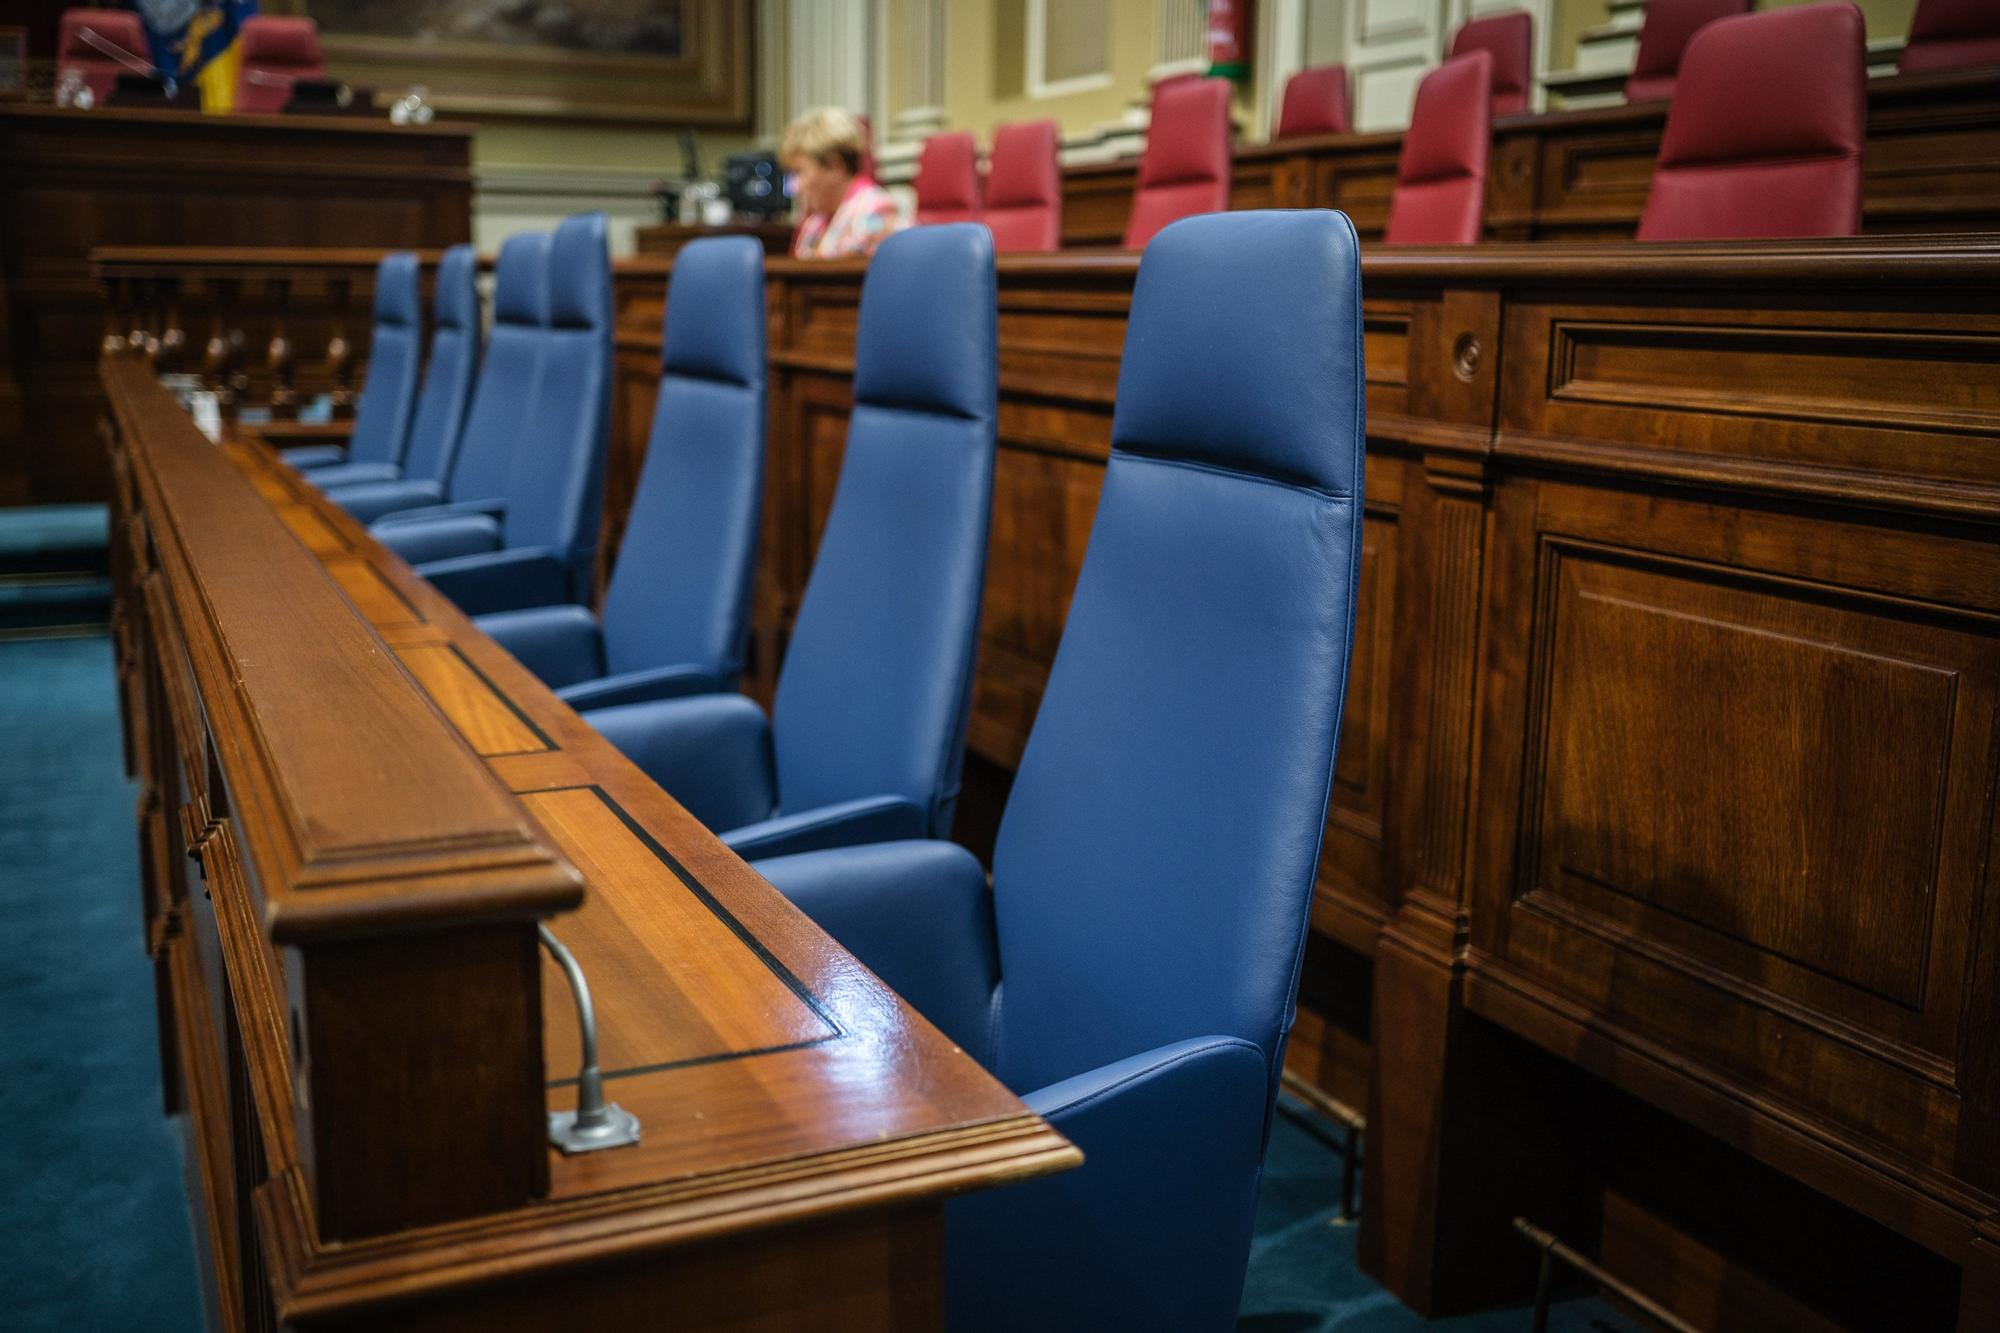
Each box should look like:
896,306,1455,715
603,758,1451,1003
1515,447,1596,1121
1448,10,1534,117
1384,51,1493,245
1124,77,1233,250
56,8,152,103
1626,0,1751,102
1899,0,2000,73
1275,64,1352,139
234,16,326,114
915,132,981,225
1637,3,1865,241
984,120,1063,252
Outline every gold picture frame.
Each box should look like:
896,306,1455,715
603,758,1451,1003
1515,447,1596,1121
304,0,751,127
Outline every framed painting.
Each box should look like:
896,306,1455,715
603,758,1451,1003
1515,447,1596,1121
298,0,751,126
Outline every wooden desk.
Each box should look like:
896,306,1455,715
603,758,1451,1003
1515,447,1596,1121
97,235,2000,1325
104,353,1074,1330
1058,67,2000,246
3,104,472,506
609,238,2000,1329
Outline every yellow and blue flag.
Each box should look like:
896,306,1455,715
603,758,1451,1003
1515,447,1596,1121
135,1,259,112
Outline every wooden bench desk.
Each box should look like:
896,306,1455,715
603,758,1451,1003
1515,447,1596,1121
104,353,1075,1331
1057,65,2000,245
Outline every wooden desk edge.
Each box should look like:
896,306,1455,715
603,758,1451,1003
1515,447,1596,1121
214,423,1081,1320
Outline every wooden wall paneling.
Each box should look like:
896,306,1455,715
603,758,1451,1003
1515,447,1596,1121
1385,246,2000,1322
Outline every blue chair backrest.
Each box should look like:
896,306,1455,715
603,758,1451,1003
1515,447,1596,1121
502,211,611,597
447,232,548,503
990,211,1366,1110
345,252,422,467
399,244,480,485
769,224,997,834
600,237,767,684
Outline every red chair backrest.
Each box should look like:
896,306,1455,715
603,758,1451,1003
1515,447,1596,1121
1899,0,2000,73
1637,3,1865,241
1384,51,1493,246
57,8,151,102
1275,64,1352,139
1626,0,1752,102
1448,10,1534,117
984,120,1063,253
235,17,326,114
915,132,981,225
1124,77,1233,250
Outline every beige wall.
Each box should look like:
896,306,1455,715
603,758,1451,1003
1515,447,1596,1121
1550,0,1922,72
934,0,1265,145
940,0,1159,142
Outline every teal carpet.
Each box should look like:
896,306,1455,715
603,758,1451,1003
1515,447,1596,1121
0,515,1632,1330
1244,1103,1635,1332
0,503,110,636
0,634,202,1331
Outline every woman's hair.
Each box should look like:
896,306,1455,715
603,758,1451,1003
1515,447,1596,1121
781,106,867,176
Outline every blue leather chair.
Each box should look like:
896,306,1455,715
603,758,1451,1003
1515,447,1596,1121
754,210,1367,1331
586,223,996,861
303,244,479,492
324,232,549,525
477,237,767,709
281,251,421,472
374,212,613,615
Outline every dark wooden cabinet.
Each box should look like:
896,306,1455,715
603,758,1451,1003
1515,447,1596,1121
2,105,472,506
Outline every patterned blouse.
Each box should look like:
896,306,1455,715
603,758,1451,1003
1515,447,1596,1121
792,177,904,259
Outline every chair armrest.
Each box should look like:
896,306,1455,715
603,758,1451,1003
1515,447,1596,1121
280,445,348,470
374,514,502,566
417,547,571,616
585,693,775,833
325,479,446,524
724,796,929,862
947,1036,1271,1333
372,497,508,527
304,460,403,490
555,664,726,710
474,604,605,689
754,840,998,1065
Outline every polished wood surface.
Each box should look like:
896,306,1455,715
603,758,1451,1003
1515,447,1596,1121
106,352,1074,1329
603,237,2000,1329
1058,67,2000,245
3,104,472,506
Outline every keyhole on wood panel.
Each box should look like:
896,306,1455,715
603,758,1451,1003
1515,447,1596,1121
1452,333,1482,382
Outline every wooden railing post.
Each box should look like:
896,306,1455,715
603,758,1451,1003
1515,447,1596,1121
265,274,297,421
325,274,356,420
156,277,187,375
102,274,127,356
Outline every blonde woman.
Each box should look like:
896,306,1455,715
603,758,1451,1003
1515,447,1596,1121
782,107,903,259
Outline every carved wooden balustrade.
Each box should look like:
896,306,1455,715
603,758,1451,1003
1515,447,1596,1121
94,249,480,424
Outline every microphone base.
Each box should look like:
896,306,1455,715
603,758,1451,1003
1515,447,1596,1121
548,1102,642,1154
